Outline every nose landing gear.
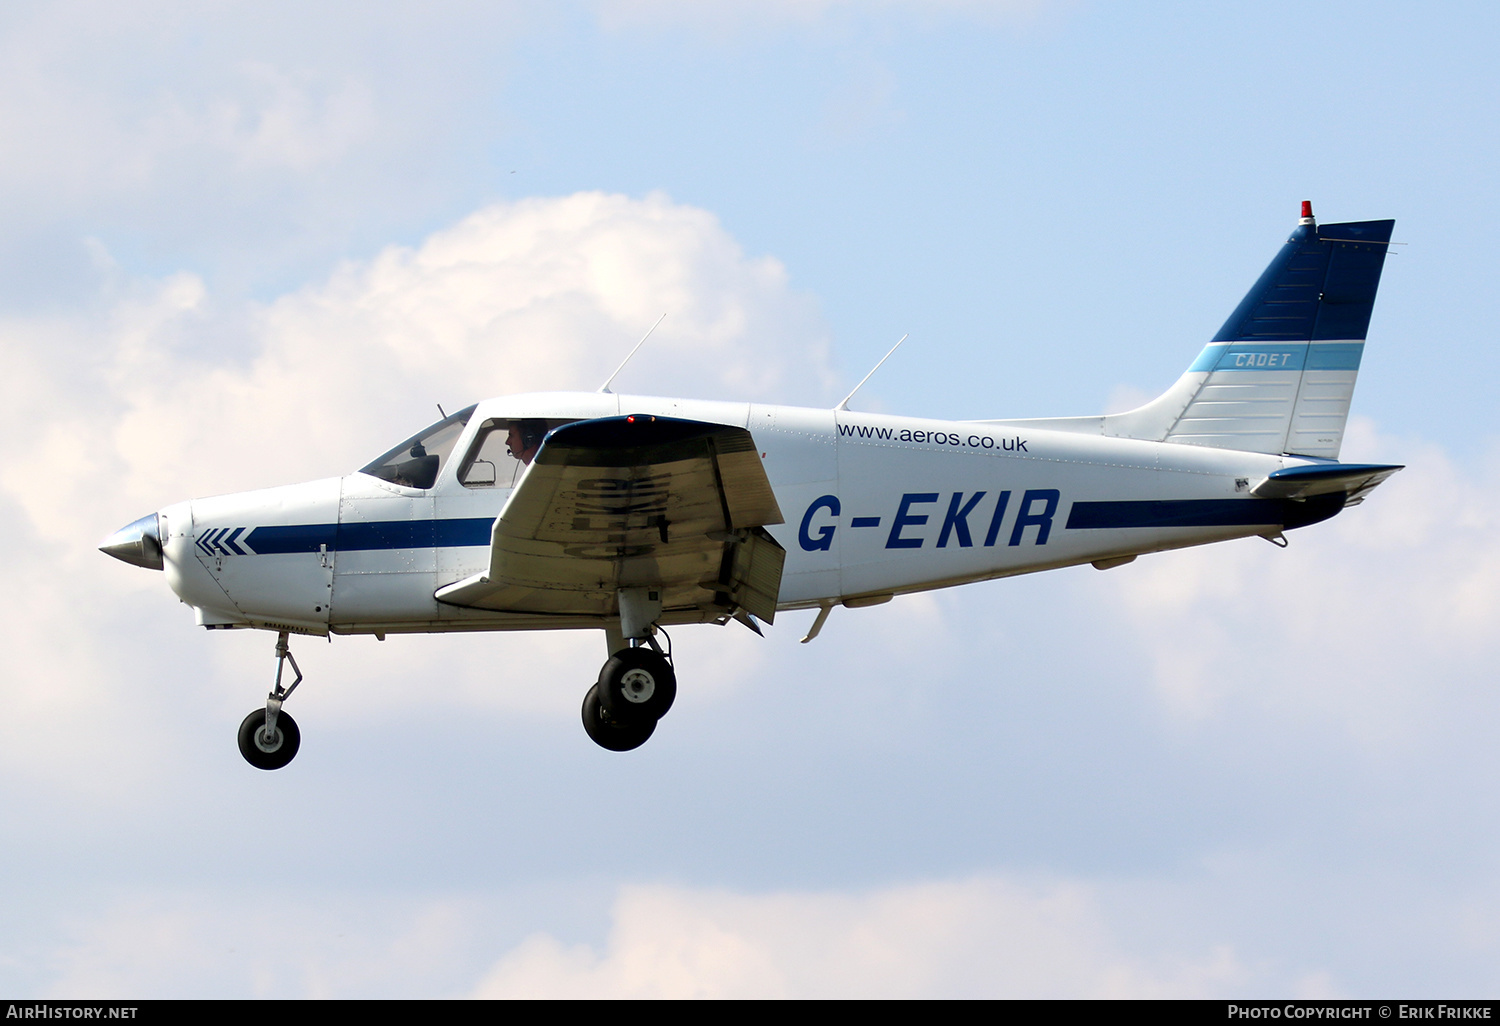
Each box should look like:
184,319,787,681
237,631,303,770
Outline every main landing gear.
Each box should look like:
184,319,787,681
582,644,677,752
582,587,677,752
237,631,303,770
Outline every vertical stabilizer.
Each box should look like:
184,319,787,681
1102,203,1394,458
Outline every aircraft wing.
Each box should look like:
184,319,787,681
435,415,786,622
1251,463,1404,505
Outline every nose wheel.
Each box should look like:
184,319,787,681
238,631,304,770
238,708,300,769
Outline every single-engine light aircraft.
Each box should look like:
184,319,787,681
102,202,1401,767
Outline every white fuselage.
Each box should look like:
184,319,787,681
158,391,1301,637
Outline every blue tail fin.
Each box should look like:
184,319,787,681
1155,205,1394,457
988,204,1394,459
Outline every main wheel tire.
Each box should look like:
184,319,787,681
597,647,676,724
582,684,657,752
237,709,301,770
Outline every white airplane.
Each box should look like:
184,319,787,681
102,202,1400,767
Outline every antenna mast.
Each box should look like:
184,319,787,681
598,313,668,394
835,334,909,411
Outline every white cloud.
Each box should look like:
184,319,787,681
1098,417,1500,742
202,62,379,174
123,190,831,502
472,876,1250,998
0,3,547,302
37,875,1257,998
41,892,485,999
29,858,1500,997
6,190,833,541
0,9,385,203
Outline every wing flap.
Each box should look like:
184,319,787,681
720,526,786,623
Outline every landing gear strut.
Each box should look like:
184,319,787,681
237,631,303,770
582,589,676,752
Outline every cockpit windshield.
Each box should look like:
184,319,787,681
359,405,476,489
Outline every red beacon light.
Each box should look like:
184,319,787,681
1299,200,1316,226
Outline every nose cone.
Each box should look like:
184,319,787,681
100,513,164,570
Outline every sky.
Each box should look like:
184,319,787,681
3,0,1499,998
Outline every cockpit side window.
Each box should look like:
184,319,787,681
457,417,575,488
359,405,477,490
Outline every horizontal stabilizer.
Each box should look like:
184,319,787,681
1251,462,1403,504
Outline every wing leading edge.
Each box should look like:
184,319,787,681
435,415,786,623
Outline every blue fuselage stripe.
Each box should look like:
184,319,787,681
1066,499,1284,530
245,518,494,554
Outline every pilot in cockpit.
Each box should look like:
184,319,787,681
506,419,547,466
